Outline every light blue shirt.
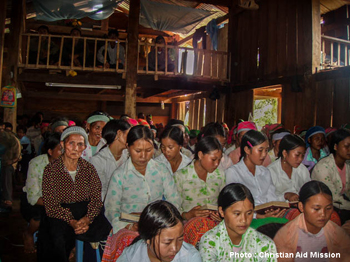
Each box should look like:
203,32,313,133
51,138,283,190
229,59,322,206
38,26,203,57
117,240,202,262
105,158,181,233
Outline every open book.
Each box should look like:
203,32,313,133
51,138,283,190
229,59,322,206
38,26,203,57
120,213,140,223
199,204,218,211
254,201,298,215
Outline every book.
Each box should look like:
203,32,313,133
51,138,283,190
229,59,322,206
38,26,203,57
120,213,140,223
254,201,298,215
199,204,218,211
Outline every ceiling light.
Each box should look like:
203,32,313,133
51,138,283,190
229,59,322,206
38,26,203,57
45,83,122,89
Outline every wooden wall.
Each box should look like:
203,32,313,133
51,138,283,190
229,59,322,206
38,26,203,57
20,98,171,126
230,0,316,85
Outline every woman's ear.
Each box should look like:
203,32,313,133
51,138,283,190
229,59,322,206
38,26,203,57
47,148,53,157
243,146,250,155
298,202,304,213
218,206,224,218
198,151,204,160
86,123,90,132
282,149,287,159
334,144,338,152
60,141,64,150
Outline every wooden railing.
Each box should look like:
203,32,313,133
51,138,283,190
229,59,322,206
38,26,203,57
18,33,230,82
321,35,350,69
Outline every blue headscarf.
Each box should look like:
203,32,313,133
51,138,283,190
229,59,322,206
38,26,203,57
305,126,326,147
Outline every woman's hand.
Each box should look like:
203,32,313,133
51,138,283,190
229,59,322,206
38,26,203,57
284,192,299,202
182,206,211,220
69,217,90,235
126,223,138,232
256,208,286,219
209,211,222,222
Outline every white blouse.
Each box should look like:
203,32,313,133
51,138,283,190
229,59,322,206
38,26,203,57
155,152,192,174
268,158,310,200
225,158,282,205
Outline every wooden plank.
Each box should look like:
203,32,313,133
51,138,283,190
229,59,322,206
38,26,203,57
312,0,321,73
0,0,7,87
333,77,350,127
267,0,278,78
257,0,269,80
193,99,200,129
315,79,334,127
199,98,205,128
188,100,194,129
125,0,140,118
276,0,288,77
286,0,297,76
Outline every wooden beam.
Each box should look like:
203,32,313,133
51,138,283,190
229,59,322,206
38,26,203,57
142,89,167,98
101,18,109,31
3,0,24,127
312,0,321,73
23,91,172,103
125,0,140,118
183,0,231,7
0,0,7,87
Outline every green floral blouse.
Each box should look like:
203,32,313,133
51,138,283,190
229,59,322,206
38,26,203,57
173,162,225,212
199,221,277,262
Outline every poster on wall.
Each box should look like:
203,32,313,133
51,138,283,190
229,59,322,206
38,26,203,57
0,86,17,108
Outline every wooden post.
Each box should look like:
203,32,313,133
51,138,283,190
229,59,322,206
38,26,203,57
124,0,140,119
101,18,109,31
0,0,7,87
312,0,321,73
2,0,25,126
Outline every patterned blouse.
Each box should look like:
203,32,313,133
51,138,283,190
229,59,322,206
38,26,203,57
23,154,49,205
199,221,277,262
42,156,103,224
155,152,192,174
173,162,226,212
104,158,181,233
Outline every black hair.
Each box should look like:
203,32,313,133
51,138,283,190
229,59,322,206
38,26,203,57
240,130,268,159
137,200,183,260
102,119,131,145
166,119,184,128
4,122,13,130
278,134,306,158
42,132,61,155
218,183,255,211
197,122,225,143
38,25,49,33
70,27,81,35
194,136,222,160
330,128,350,155
155,35,165,43
160,126,183,146
108,29,119,37
17,125,27,134
299,180,333,205
137,112,145,119
127,125,154,147
30,115,42,126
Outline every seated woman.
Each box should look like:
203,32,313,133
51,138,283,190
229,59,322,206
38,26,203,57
199,183,277,261
39,126,111,262
198,122,233,170
302,126,328,172
225,130,285,218
91,120,131,200
312,129,350,224
82,111,110,162
267,129,290,163
155,126,192,174
117,200,202,262
274,181,350,261
228,121,272,167
21,132,61,253
268,134,310,202
102,126,181,262
174,136,225,246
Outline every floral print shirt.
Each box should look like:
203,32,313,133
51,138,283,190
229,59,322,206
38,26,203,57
173,162,226,212
23,154,49,205
199,221,277,262
155,152,192,174
104,158,181,233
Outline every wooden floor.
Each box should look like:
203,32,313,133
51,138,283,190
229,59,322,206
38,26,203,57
0,189,36,262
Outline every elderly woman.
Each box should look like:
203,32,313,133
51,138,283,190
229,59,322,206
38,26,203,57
91,119,131,201
82,111,110,162
38,126,111,262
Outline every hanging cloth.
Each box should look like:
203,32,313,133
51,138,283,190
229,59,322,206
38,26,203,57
32,0,122,21
206,19,218,51
139,0,215,34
